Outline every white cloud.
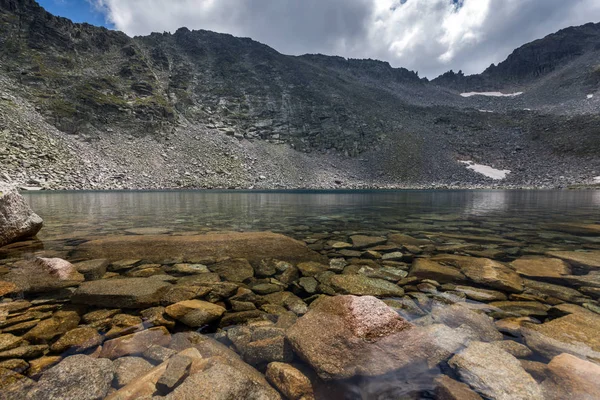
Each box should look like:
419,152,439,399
91,0,600,78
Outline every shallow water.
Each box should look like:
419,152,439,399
2,190,600,399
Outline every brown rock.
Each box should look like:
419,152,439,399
409,258,467,284
3,258,84,293
329,274,404,297
74,259,109,281
72,278,172,309
546,251,600,269
434,375,483,400
23,311,80,343
165,300,225,327
0,334,22,353
156,354,192,395
0,281,18,297
73,232,327,265
350,235,387,249
99,327,171,359
26,356,62,377
210,258,254,282
0,345,48,360
286,295,431,380
511,257,571,279
541,353,600,400
50,327,103,353
113,356,154,388
266,362,315,400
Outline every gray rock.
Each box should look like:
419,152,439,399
113,356,154,388
72,278,172,308
156,355,192,395
28,355,114,400
0,183,43,248
430,303,503,342
449,341,543,400
74,259,109,281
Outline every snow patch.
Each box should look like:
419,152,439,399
587,94,594,99
594,176,600,183
461,92,523,98
460,161,511,180
478,109,494,113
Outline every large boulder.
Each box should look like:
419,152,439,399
522,311,600,362
286,295,433,380
27,355,114,400
3,258,84,293
72,232,327,265
72,278,172,308
0,183,43,248
541,353,600,400
448,341,543,400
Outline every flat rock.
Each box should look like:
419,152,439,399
522,312,600,362
165,300,225,327
451,285,507,302
430,303,503,342
434,375,483,400
0,334,22,353
3,258,84,293
489,301,550,317
50,327,103,353
432,255,523,293
350,235,387,249
125,227,172,235
511,257,571,278
23,311,81,343
28,355,114,400
0,183,43,248
72,278,172,309
156,354,192,394
74,259,109,281
546,251,600,269
99,327,171,359
0,281,18,297
73,232,327,265
329,274,404,297
113,356,154,388
0,345,48,360
409,258,467,284
544,223,600,236
209,258,254,282
541,353,600,400
448,341,543,400
287,295,432,380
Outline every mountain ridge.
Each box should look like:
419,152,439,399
0,0,599,190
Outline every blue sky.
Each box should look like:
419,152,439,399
38,0,111,28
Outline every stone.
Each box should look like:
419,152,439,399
432,255,523,293
541,353,600,400
0,368,34,395
143,345,177,364
520,360,549,382
165,360,281,400
298,277,318,294
0,281,18,297
523,279,588,303
252,283,284,295
220,310,266,327
511,257,571,278
165,300,225,327
0,334,22,353
287,295,432,380
74,259,109,281
166,263,210,275
23,311,80,343
491,340,533,358
28,355,114,400
266,362,315,400
434,375,483,400
296,262,328,277
210,258,254,282
388,234,431,246
72,278,172,308
125,227,172,235
329,274,404,297
140,307,176,329
382,251,404,261
489,301,550,317
0,345,48,360
50,327,103,353
451,285,507,301
409,258,467,283
27,356,62,377
350,235,387,249
263,292,308,315
0,183,43,248
161,285,211,305
74,232,327,265
113,357,154,388
430,303,503,342
99,327,171,359
105,314,143,339
544,223,600,235
156,354,192,395
0,359,29,374
522,312,600,362
546,251,600,268
448,341,543,400
3,258,84,293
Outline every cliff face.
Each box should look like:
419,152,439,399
0,0,599,189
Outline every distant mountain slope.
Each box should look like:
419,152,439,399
0,0,598,189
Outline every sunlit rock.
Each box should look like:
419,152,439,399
0,183,43,248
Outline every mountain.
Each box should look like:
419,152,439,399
0,0,599,189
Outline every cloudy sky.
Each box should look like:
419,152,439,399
43,0,600,78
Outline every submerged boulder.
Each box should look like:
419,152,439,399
0,183,43,248
3,258,84,293
72,232,328,265
541,353,600,400
72,278,172,309
286,295,432,380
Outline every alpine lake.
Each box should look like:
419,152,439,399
1,189,600,400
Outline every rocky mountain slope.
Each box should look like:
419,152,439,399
0,0,599,189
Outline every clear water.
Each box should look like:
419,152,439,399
2,190,600,399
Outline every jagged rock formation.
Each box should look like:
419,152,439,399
0,0,599,189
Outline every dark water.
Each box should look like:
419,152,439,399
2,190,600,399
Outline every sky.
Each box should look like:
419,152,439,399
38,0,600,78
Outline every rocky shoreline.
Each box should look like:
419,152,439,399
1,187,600,399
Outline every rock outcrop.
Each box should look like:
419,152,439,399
0,183,43,248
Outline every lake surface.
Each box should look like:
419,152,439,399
2,190,600,399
